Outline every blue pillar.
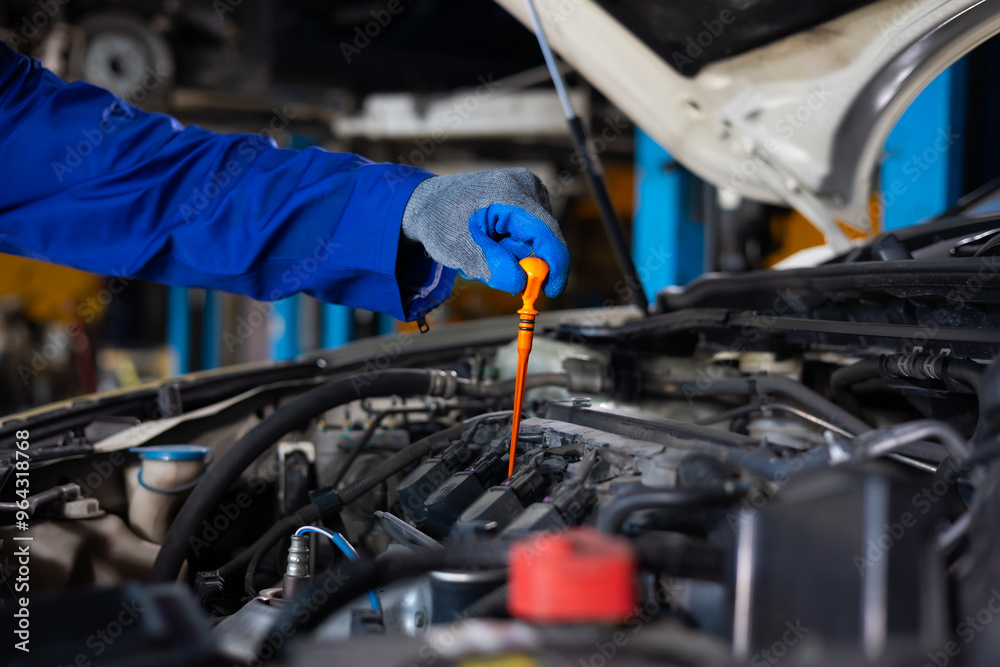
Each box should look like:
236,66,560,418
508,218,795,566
167,286,190,375
633,128,704,301
322,304,354,349
881,58,968,229
376,313,396,337
270,296,300,361
201,290,222,370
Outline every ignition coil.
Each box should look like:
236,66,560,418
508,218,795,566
397,440,482,526
419,449,507,537
454,464,549,535
501,475,597,537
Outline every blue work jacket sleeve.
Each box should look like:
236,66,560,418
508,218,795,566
0,42,456,321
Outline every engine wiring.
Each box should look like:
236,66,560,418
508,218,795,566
7,337,1000,666
294,525,381,612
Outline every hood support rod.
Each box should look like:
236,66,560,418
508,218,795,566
523,0,650,315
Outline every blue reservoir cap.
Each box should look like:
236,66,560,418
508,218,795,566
129,445,212,461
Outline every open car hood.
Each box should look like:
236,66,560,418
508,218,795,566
494,0,1000,252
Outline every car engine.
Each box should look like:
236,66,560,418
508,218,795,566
3,275,1000,667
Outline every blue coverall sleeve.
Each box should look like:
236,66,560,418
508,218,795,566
0,42,456,321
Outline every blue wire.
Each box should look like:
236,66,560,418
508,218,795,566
295,526,381,611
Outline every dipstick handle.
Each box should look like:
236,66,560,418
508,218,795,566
509,258,549,478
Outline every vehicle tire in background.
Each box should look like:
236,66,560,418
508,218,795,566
73,12,174,107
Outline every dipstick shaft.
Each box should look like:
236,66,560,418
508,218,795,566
509,257,549,478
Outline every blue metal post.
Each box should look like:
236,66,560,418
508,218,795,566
377,313,396,337
201,290,222,370
881,58,968,229
322,304,354,349
167,286,190,375
632,128,704,302
270,295,301,361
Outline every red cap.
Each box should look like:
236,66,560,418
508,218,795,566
507,528,637,623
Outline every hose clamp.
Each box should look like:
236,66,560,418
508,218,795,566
429,369,458,399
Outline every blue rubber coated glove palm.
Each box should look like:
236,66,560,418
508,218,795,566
401,168,570,298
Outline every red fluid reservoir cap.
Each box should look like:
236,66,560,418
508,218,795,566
508,527,636,623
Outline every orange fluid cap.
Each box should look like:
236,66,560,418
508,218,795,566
518,257,549,317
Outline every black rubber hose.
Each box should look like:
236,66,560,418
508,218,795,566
265,542,507,658
150,369,447,583
663,375,871,436
831,355,985,416
736,446,831,480
329,409,395,489
830,357,881,417
972,355,1000,460
947,358,984,394
596,487,744,534
456,373,568,398
0,483,80,515
238,507,321,595
339,422,464,506
460,584,509,619
633,532,727,582
216,422,466,594
974,356,1000,459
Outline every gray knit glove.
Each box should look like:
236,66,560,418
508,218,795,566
401,168,569,297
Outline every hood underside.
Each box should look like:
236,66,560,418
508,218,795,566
494,0,1000,251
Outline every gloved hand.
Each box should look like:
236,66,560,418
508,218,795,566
401,168,570,298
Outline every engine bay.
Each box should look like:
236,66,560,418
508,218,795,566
3,287,1000,666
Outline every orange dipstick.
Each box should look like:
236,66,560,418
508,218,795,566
508,257,549,478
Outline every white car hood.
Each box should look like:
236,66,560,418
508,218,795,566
494,0,999,252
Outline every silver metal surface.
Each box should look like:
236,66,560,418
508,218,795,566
429,569,506,584
285,534,310,578
213,597,284,665
731,508,757,661
861,475,889,661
